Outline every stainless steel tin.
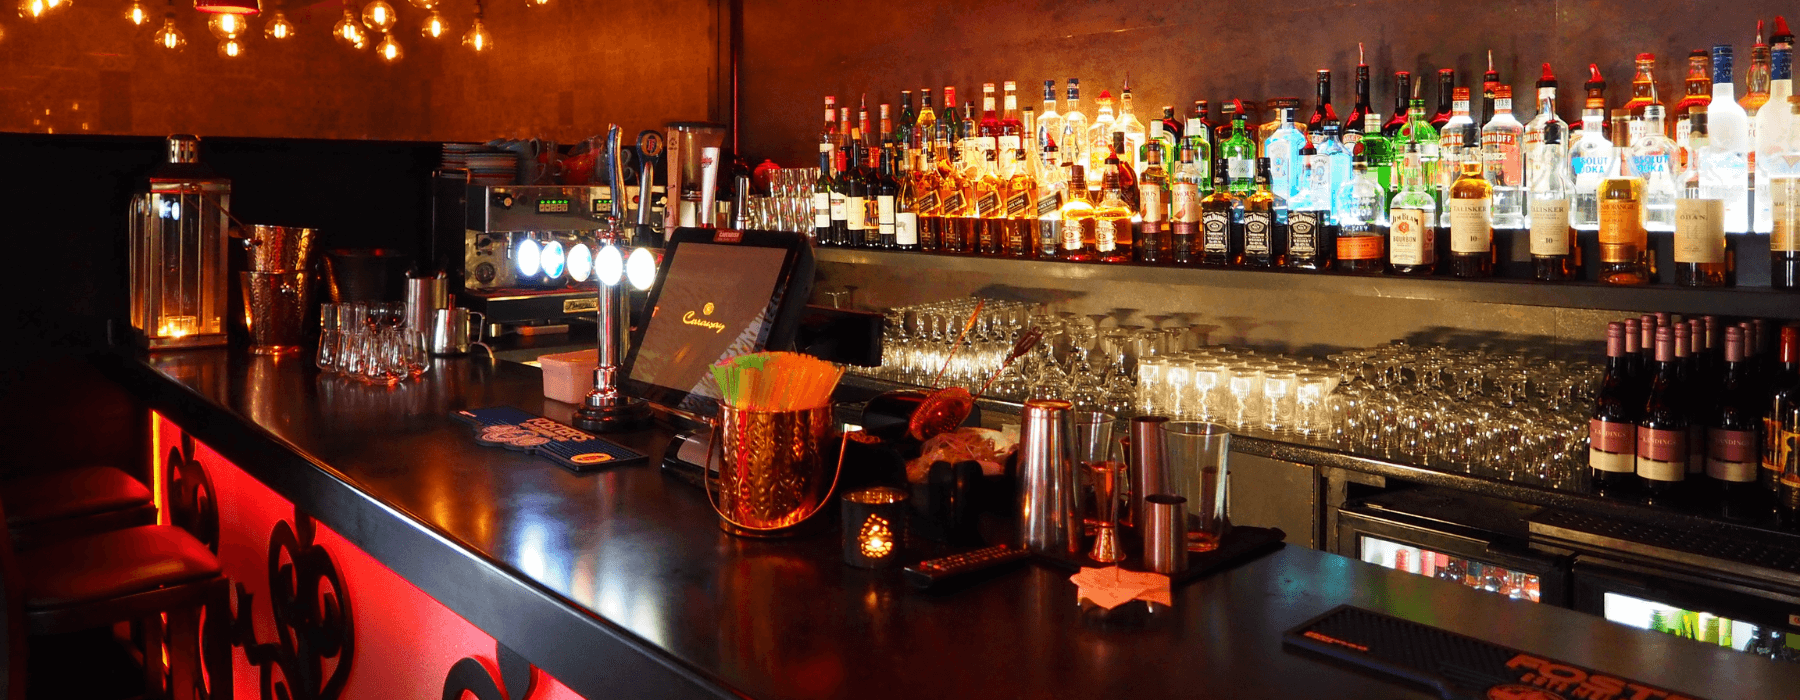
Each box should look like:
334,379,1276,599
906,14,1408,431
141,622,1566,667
1018,399,1080,556
404,273,449,333
1144,494,1188,575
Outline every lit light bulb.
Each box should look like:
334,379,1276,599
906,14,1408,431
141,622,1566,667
419,10,444,38
217,36,244,58
376,32,402,62
42,0,61,9
263,10,292,39
152,15,186,50
524,0,548,7
332,9,364,49
461,16,489,52
126,0,147,25
360,0,395,32
207,12,245,38
17,0,47,20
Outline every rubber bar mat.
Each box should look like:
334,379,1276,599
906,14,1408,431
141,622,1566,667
1283,605,1707,700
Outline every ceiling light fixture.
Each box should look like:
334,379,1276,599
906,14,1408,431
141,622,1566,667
207,11,244,38
332,3,365,49
360,0,394,32
151,10,185,50
376,32,402,62
217,36,244,57
263,8,291,38
420,9,444,37
461,0,489,52
127,0,149,25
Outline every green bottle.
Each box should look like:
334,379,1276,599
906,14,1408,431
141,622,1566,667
1398,94,1440,208
1221,114,1257,194
1357,112,1394,197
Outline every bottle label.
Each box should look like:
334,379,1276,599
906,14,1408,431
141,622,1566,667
1095,218,1120,252
1037,191,1063,217
1598,198,1647,246
1140,186,1166,222
1202,211,1230,253
1389,208,1433,265
1782,428,1800,483
877,195,897,234
1590,419,1636,472
1529,198,1571,256
915,189,941,215
1674,198,1726,263
1038,219,1062,254
975,192,1001,217
813,192,832,228
1228,157,1254,180
1707,428,1759,482
1766,415,1782,473
895,212,918,245
829,192,848,221
1289,210,1321,257
1337,233,1384,261
1631,154,1671,178
846,196,866,230
998,135,1022,154
1774,178,1800,252
1448,197,1492,253
1244,211,1272,254
1006,191,1032,217
942,191,967,216
1062,219,1084,250
1172,183,1201,223
1172,220,1198,258
1636,427,1688,481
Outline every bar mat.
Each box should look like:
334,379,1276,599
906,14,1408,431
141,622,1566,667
1283,605,1708,700
454,406,648,473
1032,526,1286,586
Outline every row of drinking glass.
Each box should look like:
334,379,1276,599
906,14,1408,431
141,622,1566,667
1136,348,1341,436
742,167,819,234
315,301,430,384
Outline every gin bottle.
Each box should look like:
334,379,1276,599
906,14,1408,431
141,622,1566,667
1263,107,1307,200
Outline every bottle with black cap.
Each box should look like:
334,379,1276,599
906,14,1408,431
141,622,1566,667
1530,122,1578,280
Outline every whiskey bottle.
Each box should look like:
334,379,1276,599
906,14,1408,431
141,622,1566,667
1598,147,1652,284
972,149,1006,255
1286,136,1331,271
1673,52,1713,169
1059,164,1096,262
1171,146,1204,265
1639,326,1689,506
1676,113,1730,287
1592,322,1640,498
1336,151,1388,274
1448,125,1495,278
1138,140,1171,263
1388,141,1439,275
1093,152,1134,263
1035,152,1066,259
1004,148,1037,258
913,145,943,252
1200,159,1242,266
1528,123,1578,281
1242,158,1284,268
938,147,972,254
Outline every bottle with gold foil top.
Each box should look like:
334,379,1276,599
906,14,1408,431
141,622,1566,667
937,148,972,254
1137,140,1171,263
1003,148,1037,258
1092,152,1134,263
912,144,943,252
971,149,1006,255
1598,146,1651,284
1059,164,1096,261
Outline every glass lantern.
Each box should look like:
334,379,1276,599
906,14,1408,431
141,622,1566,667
129,135,232,350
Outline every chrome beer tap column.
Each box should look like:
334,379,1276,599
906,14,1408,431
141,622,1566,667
576,125,655,432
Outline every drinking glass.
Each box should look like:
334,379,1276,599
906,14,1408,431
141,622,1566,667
316,302,342,372
1262,371,1298,433
1294,372,1332,437
1161,421,1231,552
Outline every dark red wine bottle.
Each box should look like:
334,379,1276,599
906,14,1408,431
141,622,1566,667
1711,326,1767,520
1675,323,1707,478
1623,318,1643,384
1638,326,1689,506
1591,322,1640,497
1764,327,1800,494
1637,314,1657,382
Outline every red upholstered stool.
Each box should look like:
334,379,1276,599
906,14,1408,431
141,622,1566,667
2,467,157,548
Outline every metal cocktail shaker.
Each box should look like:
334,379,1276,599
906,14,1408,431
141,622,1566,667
1018,399,1080,556
1129,416,1171,530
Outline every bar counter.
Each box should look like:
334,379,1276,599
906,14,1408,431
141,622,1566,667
105,349,1798,700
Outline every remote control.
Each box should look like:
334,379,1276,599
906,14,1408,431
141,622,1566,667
903,544,1031,590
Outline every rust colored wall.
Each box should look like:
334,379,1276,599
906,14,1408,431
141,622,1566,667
741,0,1791,166
0,0,719,142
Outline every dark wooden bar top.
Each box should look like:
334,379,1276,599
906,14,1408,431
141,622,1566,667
105,349,1799,700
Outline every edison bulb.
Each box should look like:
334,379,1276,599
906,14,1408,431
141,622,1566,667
376,33,402,63
41,0,60,9
17,0,46,20
217,37,243,58
360,0,395,32
332,10,364,49
419,10,445,38
126,0,147,25
207,12,245,39
462,17,489,51
151,16,185,50
263,10,292,39
524,0,548,7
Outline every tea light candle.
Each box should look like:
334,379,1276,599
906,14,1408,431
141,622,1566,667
842,486,909,569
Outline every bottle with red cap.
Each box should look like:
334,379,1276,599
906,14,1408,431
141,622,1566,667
1623,53,1664,139
1570,64,1611,136
1523,64,1568,160
1711,326,1766,519
1638,325,1689,505
1592,322,1641,497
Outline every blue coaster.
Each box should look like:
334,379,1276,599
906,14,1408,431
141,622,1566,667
453,406,648,472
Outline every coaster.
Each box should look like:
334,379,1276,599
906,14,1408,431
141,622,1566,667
453,406,648,472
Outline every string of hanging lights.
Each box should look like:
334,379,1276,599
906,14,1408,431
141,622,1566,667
16,0,516,58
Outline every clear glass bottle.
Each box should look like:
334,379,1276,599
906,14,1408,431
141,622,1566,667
1569,103,1617,231
1528,123,1578,281
1598,147,1651,284
1061,80,1089,191
1242,157,1285,268
1287,136,1333,271
1200,159,1243,265
1630,105,1681,233
1116,81,1149,174
1316,123,1352,213
1522,64,1568,166
1336,151,1389,274
1678,113,1730,287
1388,141,1438,275
1222,114,1258,194
1448,124,1496,278
1036,80,1062,174
1263,107,1307,200
1711,45,1753,154
1087,90,1117,190
1137,140,1170,263
1184,101,1214,183
1171,146,1204,265
1482,85,1528,230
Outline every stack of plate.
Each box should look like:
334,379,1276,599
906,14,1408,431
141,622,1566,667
463,151,518,186
441,142,482,170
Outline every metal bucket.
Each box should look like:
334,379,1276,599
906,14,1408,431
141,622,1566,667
243,224,319,272
706,405,841,538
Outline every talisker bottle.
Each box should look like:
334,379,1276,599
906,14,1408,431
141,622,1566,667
1592,322,1640,497
1638,326,1688,505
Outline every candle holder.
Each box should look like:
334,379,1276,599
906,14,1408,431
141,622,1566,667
841,486,909,569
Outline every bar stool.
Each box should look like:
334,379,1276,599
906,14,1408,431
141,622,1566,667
0,499,225,700
2,467,157,548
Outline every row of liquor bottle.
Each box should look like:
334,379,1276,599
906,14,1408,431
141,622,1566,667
1587,314,1800,521
810,18,1800,287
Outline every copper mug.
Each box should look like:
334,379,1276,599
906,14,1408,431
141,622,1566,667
705,405,842,538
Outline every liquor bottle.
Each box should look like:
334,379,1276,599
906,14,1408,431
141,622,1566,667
1200,159,1243,266
1062,80,1089,186
1398,84,1442,208
1775,99,1800,288
1677,113,1730,287
1087,90,1117,190
1569,101,1618,232
1020,105,1037,179
1264,108,1307,200
1108,131,1140,213
1522,64,1568,162
912,89,936,170
1138,140,1170,263
1746,24,1773,117
1222,114,1257,194
1675,322,1706,478
1003,148,1036,258
1159,105,1185,148
1639,315,1659,376
840,138,868,248
1570,65,1611,136
1481,51,1501,127
812,147,835,245
1336,151,1388,274
857,95,872,149
1599,143,1651,284
914,144,944,252
1144,106,1179,175
1639,326,1689,505
1711,326,1764,518
974,86,999,170
897,91,915,162
1059,164,1096,261
1593,322,1641,497
972,150,1005,255
1711,44,1753,158
829,138,854,246
1623,53,1664,135
1359,113,1396,197
936,86,958,166
1116,80,1149,174
1035,153,1065,260
1242,158,1284,268
1345,45,1372,144
1037,80,1062,172
1092,155,1133,264
1759,19,1796,164
1184,102,1214,183
1171,146,1204,265
1631,106,1682,238
1430,69,1456,130
1215,100,1244,145
999,81,1025,177
1389,141,1439,275
879,103,893,149
1448,125,1495,278
836,106,851,173
1674,52,1714,170
938,144,971,254
1764,327,1800,494
1287,136,1332,271
1308,69,1338,135
895,159,920,252
1382,71,1413,138
1482,85,1527,231
1439,88,1476,202
1528,124,1578,280
1316,123,1352,212
874,146,900,248
1258,98,1299,145
820,95,839,177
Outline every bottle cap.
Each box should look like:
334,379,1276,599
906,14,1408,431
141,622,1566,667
1585,64,1606,89
1636,52,1655,61
1656,326,1674,363
1725,326,1744,364
1607,322,1625,357
1777,16,1793,43
1097,90,1112,100
1624,318,1641,352
1537,63,1557,88
1438,67,1456,77
1043,80,1056,100
1452,87,1470,101
1003,81,1016,90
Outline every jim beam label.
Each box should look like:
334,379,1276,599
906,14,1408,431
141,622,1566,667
1589,419,1636,473
813,192,831,228
1389,208,1433,265
1636,426,1687,482
1094,217,1121,252
1448,197,1492,253
1674,198,1726,263
1201,210,1231,255
1006,190,1032,218
1288,210,1321,258
1529,197,1571,256
1774,177,1800,252
1243,210,1272,255
1707,427,1759,483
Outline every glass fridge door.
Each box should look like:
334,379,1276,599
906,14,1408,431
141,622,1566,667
1338,505,1568,605
1574,556,1800,665
1358,533,1544,603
